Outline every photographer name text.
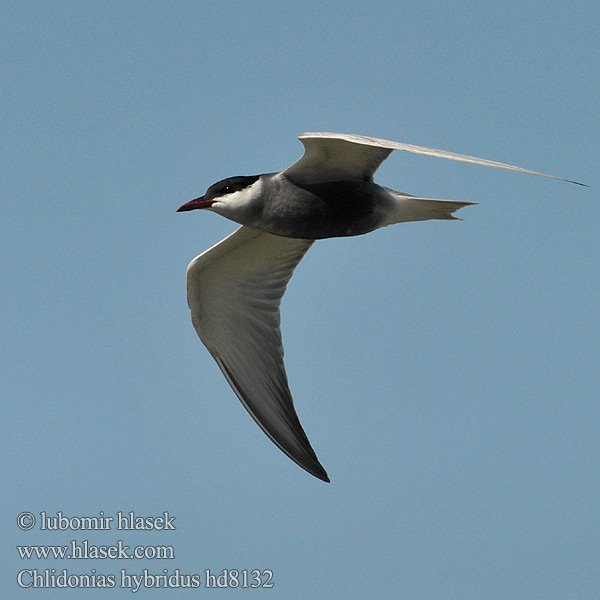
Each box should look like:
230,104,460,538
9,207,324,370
17,511,175,531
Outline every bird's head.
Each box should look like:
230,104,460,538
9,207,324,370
177,175,263,223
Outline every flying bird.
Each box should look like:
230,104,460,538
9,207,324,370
177,132,584,482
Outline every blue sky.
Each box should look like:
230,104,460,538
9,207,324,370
2,1,598,598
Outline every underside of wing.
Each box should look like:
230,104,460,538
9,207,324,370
285,132,585,186
185,226,329,481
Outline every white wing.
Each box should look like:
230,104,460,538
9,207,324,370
282,131,585,186
185,225,329,481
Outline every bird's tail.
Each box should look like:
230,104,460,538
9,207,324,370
383,192,477,224
410,197,477,221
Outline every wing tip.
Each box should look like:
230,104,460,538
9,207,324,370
305,461,330,483
566,179,590,188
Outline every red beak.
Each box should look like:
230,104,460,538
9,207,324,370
176,196,214,212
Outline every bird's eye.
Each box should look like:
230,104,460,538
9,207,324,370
222,185,233,194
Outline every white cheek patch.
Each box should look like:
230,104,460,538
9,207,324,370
211,178,264,220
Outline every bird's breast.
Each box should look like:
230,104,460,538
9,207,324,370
255,179,385,240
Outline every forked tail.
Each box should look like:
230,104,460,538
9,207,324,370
383,192,477,224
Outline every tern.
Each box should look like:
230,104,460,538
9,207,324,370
177,132,584,482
